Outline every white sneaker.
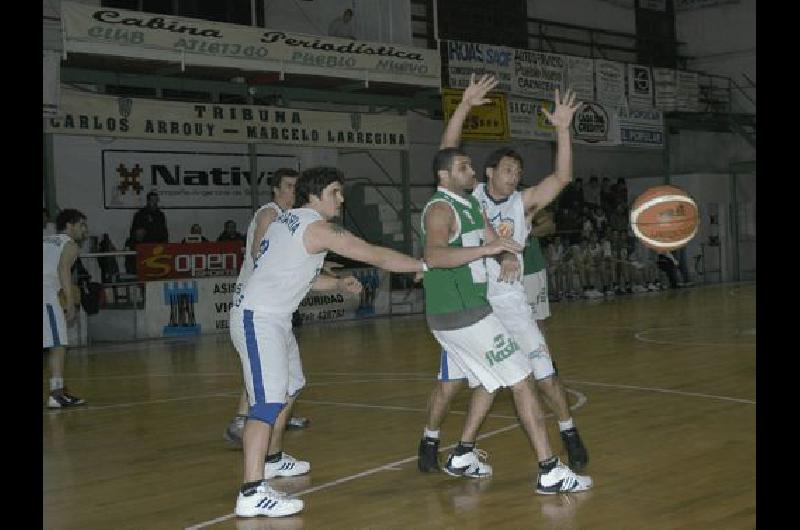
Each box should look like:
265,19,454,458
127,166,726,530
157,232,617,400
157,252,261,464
646,283,658,291
264,453,311,479
536,459,592,495
632,284,648,294
584,289,603,299
235,482,304,518
444,448,493,478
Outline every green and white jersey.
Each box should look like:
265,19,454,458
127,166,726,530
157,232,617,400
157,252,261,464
420,187,491,330
523,235,547,276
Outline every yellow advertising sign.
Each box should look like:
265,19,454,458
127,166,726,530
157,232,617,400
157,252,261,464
441,88,509,141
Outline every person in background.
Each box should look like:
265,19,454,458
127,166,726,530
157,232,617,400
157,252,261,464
217,220,246,244
43,208,57,236
584,175,600,210
328,8,356,39
130,191,168,243
124,227,147,276
600,177,615,216
182,224,209,243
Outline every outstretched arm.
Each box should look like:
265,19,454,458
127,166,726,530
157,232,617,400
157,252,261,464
522,88,581,213
440,73,499,149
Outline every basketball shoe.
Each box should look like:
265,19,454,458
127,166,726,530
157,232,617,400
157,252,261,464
264,452,310,479
47,389,86,409
536,458,592,494
418,436,441,472
444,448,492,478
560,427,588,471
223,415,246,448
234,481,303,518
287,416,310,430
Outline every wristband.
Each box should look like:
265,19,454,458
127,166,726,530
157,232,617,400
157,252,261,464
420,260,429,272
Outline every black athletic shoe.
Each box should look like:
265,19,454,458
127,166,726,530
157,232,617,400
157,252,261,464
47,391,86,409
418,437,441,472
560,428,588,472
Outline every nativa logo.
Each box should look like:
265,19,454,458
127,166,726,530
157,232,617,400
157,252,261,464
572,103,608,143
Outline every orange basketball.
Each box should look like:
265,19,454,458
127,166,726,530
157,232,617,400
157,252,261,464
630,185,699,251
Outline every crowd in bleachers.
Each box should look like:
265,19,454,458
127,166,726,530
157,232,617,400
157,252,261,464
538,176,692,301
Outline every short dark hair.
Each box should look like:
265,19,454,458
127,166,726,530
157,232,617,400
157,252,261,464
432,148,468,182
344,8,353,16
56,209,86,231
296,167,344,207
483,148,523,181
147,190,158,199
271,168,299,191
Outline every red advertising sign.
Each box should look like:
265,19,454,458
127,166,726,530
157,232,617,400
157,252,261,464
136,242,244,281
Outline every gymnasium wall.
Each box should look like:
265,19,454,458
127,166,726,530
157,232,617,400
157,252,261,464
525,0,636,34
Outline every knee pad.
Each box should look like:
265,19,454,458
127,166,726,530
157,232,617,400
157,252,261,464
249,402,286,425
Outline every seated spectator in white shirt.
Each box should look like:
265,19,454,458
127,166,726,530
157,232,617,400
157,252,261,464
328,9,355,39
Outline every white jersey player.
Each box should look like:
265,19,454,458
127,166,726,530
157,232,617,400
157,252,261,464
43,209,88,409
229,167,425,518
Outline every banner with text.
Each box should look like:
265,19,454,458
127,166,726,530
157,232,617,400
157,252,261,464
627,64,654,109
442,89,509,141
565,56,595,103
677,71,700,112
61,1,440,87
45,90,409,149
102,150,298,209
618,107,664,149
445,40,514,93
595,60,627,109
512,50,566,99
508,96,555,141
136,241,244,282
571,102,621,146
296,267,388,325
653,68,678,111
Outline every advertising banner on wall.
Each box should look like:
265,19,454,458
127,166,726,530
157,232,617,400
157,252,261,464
442,89,509,141
45,90,409,149
102,150,297,209
445,40,514,93
571,102,621,146
565,56,595,103
594,60,627,109
676,71,700,112
675,0,739,10
627,64,654,109
512,50,566,99
507,96,555,141
296,267,388,325
653,68,678,111
60,1,440,88
43,50,61,117
136,241,244,282
618,107,664,149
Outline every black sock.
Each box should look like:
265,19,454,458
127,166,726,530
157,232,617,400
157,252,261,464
538,455,558,473
454,441,475,456
240,480,263,496
265,451,283,463
423,436,439,444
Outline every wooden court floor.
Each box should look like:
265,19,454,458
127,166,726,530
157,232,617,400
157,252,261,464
43,282,756,530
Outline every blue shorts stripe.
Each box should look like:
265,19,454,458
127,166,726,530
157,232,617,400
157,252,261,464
46,304,61,347
440,349,449,380
243,310,265,404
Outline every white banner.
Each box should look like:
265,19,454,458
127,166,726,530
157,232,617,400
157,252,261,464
677,71,700,112
565,56,595,103
627,64,654,109
512,50,566,99
653,68,678,112
594,60,626,109
43,51,61,117
296,267,389,324
45,90,409,149
571,102,621,146
445,40,514,93
676,0,740,10
61,1,440,87
102,150,298,209
618,107,664,149
507,96,555,141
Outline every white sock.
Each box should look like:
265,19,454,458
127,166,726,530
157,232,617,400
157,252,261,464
558,418,575,432
50,378,64,392
424,428,440,440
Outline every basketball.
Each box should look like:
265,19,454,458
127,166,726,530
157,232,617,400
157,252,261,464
630,185,699,251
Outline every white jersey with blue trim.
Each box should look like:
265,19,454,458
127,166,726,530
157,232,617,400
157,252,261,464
43,233,72,299
234,202,283,295
472,183,529,298
236,208,326,316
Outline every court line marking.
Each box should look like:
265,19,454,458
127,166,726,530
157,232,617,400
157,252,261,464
633,328,756,347
184,421,524,530
564,379,755,405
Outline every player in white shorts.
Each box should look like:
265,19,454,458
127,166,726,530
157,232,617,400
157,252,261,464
418,75,590,489
43,209,88,409
418,74,591,495
223,168,311,450
229,167,427,518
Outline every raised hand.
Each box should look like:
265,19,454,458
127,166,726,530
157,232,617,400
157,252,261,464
541,88,582,131
498,254,521,283
461,73,499,108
